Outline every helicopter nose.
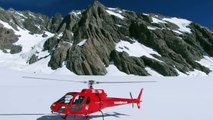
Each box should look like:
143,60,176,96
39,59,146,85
50,103,57,112
52,103,56,107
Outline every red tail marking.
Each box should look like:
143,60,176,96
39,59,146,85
137,88,143,109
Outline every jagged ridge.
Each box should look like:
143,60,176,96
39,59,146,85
1,1,213,76
41,1,213,76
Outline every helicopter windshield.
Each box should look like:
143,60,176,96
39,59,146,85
57,94,73,104
72,95,85,104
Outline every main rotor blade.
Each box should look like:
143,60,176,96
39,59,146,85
22,76,156,85
0,113,46,116
22,76,87,83
96,81,157,84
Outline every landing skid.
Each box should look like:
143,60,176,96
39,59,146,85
57,111,105,120
60,114,90,120
99,110,104,120
61,115,67,120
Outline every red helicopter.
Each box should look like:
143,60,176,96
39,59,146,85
22,76,155,120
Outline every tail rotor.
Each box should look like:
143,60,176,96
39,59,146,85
129,92,134,108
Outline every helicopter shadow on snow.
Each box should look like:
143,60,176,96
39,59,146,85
37,112,129,120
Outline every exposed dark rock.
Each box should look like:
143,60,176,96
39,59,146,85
0,8,49,34
43,36,59,51
47,12,63,33
48,41,71,69
28,54,39,64
110,50,149,76
43,1,213,76
61,30,73,42
129,20,211,75
42,32,48,37
66,39,107,75
10,45,22,54
141,56,178,76
190,23,213,56
0,23,21,53
56,10,82,33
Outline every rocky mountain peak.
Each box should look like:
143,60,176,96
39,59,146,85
89,0,106,9
1,1,213,76
42,1,213,76
50,1,213,76
47,12,63,33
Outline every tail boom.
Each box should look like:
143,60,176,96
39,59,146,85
104,88,143,109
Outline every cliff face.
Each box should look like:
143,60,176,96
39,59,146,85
43,1,213,75
1,1,213,76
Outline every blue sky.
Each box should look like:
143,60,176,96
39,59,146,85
0,0,212,29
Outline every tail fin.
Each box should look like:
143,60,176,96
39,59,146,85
137,88,143,109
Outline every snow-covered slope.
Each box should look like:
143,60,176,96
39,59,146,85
0,68,213,120
1,17,213,76
1,1,213,76
0,20,57,74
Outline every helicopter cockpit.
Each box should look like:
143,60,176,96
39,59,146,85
57,94,73,104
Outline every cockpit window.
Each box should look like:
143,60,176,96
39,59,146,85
86,97,90,104
64,95,73,104
72,95,85,104
57,94,73,104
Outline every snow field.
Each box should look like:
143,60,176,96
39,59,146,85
0,68,213,120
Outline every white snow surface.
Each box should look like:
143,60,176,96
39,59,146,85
163,17,192,33
108,7,117,11
0,20,54,53
150,17,192,34
196,56,213,76
145,67,163,76
115,40,161,61
147,26,158,30
15,11,28,19
106,64,128,76
173,30,183,34
152,17,166,24
77,39,87,46
106,10,125,19
0,20,60,74
0,68,213,120
70,11,81,18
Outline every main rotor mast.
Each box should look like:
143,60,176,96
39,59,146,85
88,80,95,89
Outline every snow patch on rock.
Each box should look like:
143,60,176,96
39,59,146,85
115,40,161,61
152,17,166,24
77,39,87,46
163,17,192,33
106,9,125,19
145,67,163,76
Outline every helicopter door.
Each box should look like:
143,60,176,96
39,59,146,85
85,97,91,111
70,95,85,111
72,95,85,104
